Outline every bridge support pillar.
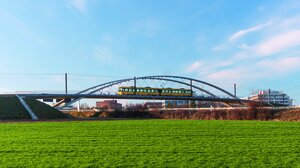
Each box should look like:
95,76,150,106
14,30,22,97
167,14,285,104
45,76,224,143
77,100,80,111
190,80,193,95
134,76,136,95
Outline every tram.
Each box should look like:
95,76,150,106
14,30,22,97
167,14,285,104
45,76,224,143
117,86,193,96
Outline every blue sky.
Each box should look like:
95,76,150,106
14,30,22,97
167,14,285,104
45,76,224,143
1,0,300,104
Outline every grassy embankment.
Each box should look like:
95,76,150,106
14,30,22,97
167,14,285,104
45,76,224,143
24,98,68,119
0,96,68,120
0,120,299,167
0,96,31,119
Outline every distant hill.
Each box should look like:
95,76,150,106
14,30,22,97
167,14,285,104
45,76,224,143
0,96,69,120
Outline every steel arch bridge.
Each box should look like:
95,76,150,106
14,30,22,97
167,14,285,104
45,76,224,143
50,75,243,109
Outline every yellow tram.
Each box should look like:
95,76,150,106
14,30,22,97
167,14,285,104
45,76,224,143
117,86,192,96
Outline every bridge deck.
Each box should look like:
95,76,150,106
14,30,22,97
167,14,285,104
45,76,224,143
2,94,243,102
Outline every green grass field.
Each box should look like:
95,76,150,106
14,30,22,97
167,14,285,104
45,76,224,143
0,120,299,167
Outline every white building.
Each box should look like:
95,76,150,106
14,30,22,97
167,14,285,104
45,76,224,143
247,90,292,106
162,100,194,108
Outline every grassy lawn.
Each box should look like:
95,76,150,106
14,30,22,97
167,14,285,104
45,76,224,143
0,120,299,167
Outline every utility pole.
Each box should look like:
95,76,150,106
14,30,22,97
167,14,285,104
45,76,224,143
134,76,136,95
190,80,193,108
65,73,68,95
234,83,237,97
268,89,271,103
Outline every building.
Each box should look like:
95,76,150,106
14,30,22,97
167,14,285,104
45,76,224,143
162,100,191,108
143,102,163,109
247,90,292,106
96,100,122,110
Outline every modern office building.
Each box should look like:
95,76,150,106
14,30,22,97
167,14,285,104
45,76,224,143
247,90,292,106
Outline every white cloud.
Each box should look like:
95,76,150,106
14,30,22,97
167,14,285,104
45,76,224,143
255,30,300,56
69,0,87,13
94,46,114,63
191,8,300,88
186,55,300,84
186,61,204,72
238,43,251,50
257,56,300,73
229,21,272,42
212,43,229,51
206,69,242,81
212,21,272,52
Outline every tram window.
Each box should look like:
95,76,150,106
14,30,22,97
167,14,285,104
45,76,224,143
125,88,128,92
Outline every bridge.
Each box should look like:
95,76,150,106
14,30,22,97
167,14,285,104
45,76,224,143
3,75,275,108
